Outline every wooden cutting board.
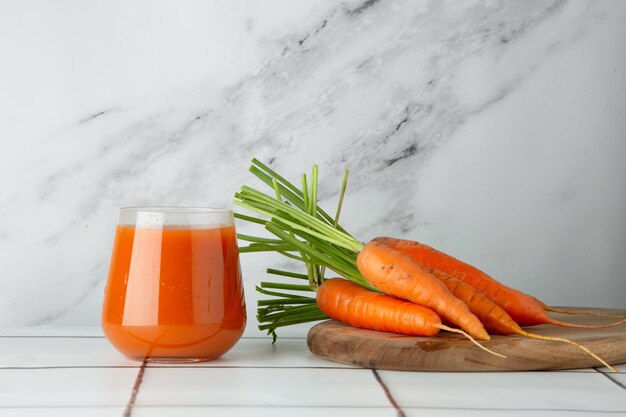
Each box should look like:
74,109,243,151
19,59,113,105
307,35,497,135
307,307,626,371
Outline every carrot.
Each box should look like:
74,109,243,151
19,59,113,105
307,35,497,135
431,270,618,372
316,278,504,357
375,237,626,329
355,240,490,341
533,297,624,319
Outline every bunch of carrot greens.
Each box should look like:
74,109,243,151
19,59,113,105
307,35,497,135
234,158,365,341
234,158,623,370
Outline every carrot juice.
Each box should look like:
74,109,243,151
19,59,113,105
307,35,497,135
102,208,246,362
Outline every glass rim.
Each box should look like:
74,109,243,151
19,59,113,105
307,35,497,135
120,206,232,214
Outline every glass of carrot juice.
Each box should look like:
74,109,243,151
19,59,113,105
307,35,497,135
102,207,246,362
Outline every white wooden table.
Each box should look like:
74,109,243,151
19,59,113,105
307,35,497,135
0,327,624,416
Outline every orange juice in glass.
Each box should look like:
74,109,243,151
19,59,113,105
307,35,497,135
102,207,246,362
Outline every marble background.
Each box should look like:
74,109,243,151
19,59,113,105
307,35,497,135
0,0,625,332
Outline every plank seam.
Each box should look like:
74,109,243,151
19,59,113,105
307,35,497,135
123,358,147,417
595,367,626,391
372,369,406,417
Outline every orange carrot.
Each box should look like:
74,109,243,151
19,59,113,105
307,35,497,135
355,240,490,341
375,237,626,329
431,270,618,372
316,278,504,357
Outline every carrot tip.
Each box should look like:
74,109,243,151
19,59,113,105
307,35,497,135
439,325,505,359
546,317,626,330
521,330,618,373
544,306,625,319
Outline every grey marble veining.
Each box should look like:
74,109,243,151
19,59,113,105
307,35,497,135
0,0,624,327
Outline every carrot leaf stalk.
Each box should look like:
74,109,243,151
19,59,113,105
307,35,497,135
248,158,350,234
319,168,349,280
242,161,357,339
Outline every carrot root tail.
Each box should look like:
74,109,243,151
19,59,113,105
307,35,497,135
438,325,506,359
546,317,626,330
520,331,618,373
543,306,624,319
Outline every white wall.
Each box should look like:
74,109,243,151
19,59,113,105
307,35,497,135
0,0,624,331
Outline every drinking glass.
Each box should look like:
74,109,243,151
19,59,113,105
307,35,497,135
102,207,246,362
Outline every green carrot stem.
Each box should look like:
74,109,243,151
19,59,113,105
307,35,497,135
275,250,308,263
304,257,316,289
237,186,362,251
268,220,359,273
270,223,377,291
257,310,320,324
266,268,309,280
257,298,317,306
258,314,328,330
309,165,318,216
260,282,313,292
257,305,317,319
308,165,322,288
233,199,278,220
260,309,325,323
259,303,321,316
250,158,348,233
268,210,362,252
264,224,363,288
233,212,267,225
334,169,349,226
271,178,282,201
255,287,309,299
249,166,307,211
238,243,295,253
257,304,320,320
271,177,317,288
265,223,335,265
320,168,350,280
258,305,322,321
251,158,302,198
299,230,359,267
257,306,285,316
259,302,320,313
237,234,285,244
236,200,340,249
301,173,309,212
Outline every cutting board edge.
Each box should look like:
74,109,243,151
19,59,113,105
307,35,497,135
307,310,626,372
